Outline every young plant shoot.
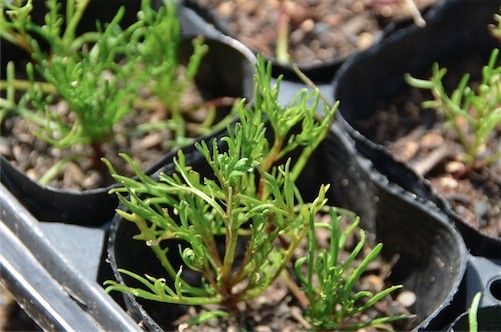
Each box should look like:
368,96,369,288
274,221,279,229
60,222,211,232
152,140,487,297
405,48,501,167
104,57,406,329
0,0,210,181
295,208,408,330
104,56,336,309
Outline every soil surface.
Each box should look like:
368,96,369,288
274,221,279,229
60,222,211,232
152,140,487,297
193,0,435,65
357,56,501,238
172,215,415,331
0,80,233,191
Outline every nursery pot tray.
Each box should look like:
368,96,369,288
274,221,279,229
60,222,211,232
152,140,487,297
0,184,138,331
1,0,500,330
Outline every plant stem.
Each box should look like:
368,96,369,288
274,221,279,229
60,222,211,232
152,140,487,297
221,188,238,295
62,0,90,49
232,236,255,284
130,214,206,296
257,137,283,199
38,154,80,185
0,79,57,94
90,141,106,171
292,64,332,110
276,0,290,64
469,292,481,332
133,216,178,278
281,270,309,308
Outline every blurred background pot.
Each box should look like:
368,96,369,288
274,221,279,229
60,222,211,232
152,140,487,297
0,1,255,226
332,0,501,257
179,0,440,83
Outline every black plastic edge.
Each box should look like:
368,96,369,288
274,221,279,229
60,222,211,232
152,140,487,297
328,123,468,331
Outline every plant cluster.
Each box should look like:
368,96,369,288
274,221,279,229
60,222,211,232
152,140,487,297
104,57,407,330
405,48,501,167
296,208,408,330
0,0,212,170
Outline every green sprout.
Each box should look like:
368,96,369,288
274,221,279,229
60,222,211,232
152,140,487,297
103,56,336,311
405,48,501,167
103,57,406,329
468,292,482,332
0,0,210,176
130,0,211,146
0,0,143,149
295,208,408,330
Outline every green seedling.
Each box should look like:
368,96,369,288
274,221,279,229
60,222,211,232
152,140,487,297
0,0,210,175
103,56,336,312
103,57,406,329
405,48,501,167
468,292,482,332
295,208,408,330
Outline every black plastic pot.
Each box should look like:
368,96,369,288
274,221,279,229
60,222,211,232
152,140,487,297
332,0,501,258
180,0,442,83
0,3,255,226
107,120,467,331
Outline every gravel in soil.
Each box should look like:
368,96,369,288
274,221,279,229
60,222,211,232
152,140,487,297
357,55,501,238
193,0,435,65
0,77,232,191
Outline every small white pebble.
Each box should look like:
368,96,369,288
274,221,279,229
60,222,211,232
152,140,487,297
439,176,458,189
421,132,443,148
445,161,465,174
255,325,272,332
26,169,38,181
300,19,315,33
397,290,417,308
357,32,374,50
177,323,188,332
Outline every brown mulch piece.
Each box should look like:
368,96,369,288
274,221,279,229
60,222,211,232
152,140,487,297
194,0,435,65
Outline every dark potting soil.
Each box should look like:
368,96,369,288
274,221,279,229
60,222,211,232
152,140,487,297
0,79,233,191
357,55,501,238
173,216,415,331
193,0,435,65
